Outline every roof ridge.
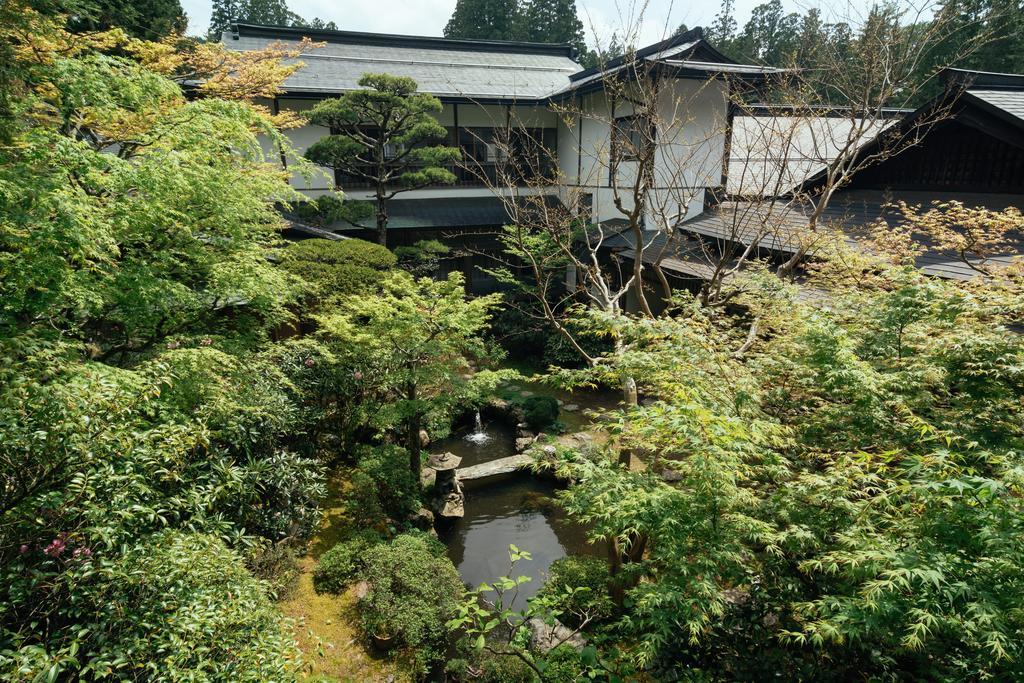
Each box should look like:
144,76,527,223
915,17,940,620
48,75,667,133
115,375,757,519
229,23,578,58
568,26,707,82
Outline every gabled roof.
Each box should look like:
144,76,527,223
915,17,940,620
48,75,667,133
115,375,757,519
227,23,784,103
792,68,1024,192
548,28,786,100
226,23,581,101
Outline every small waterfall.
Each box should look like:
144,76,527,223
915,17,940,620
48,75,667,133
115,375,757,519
464,409,492,445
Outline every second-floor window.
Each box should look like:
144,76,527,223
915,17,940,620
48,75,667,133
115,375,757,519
612,115,650,162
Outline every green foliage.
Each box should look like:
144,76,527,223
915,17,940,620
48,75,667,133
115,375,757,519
346,444,421,524
516,394,560,431
516,0,587,58
318,271,512,473
245,539,302,600
545,262,1024,678
394,238,450,278
359,533,463,673
293,193,371,228
476,653,536,682
2,530,302,680
0,28,316,679
280,237,396,309
444,0,521,40
449,545,622,680
209,0,337,40
313,529,384,594
0,54,299,361
232,449,327,542
304,73,460,245
70,0,186,39
537,556,613,626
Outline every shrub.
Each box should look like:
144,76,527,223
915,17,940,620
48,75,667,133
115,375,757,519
359,533,463,673
394,238,449,278
231,449,327,543
1,531,302,680
279,238,396,305
292,193,356,227
538,555,613,626
477,653,536,683
542,646,592,682
346,444,420,524
541,320,612,369
517,395,560,431
245,539,302,600
313,529,384,594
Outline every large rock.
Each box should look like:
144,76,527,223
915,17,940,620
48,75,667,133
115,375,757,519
439,491,464,518
562,403,580,412
527,617,586,653
410,507,435,530
352,580,370,600
420,467,437,488
515,436,535,452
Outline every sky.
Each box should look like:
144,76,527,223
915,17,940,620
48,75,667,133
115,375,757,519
178,0,859,48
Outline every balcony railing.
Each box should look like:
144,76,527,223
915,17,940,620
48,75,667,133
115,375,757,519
333,161,556,190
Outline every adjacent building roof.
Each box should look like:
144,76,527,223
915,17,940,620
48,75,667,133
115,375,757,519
225,23,581,101
683,189,1024,281
968,89,1024,124
726,114,894,196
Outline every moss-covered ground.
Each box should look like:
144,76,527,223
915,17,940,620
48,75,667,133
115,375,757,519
279,472,408,682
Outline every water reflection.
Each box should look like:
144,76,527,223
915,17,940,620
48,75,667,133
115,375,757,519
438,478,601,611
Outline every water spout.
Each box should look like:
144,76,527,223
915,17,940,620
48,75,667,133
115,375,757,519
464,409,492,445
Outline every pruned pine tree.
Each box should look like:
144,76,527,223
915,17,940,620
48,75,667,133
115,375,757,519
304,74,461,247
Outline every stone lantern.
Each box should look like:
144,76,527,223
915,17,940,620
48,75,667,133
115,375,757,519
427,452,464,519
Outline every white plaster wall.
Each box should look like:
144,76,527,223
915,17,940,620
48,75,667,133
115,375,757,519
554,78,729,227
262,83,726,217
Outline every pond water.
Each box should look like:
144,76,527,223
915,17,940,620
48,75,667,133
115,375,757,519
437,412,517,469
431,381,617,611
437,477,601,612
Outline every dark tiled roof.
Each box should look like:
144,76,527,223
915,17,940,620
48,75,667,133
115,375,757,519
281,218,349,240
683,190,1024,281
967,89,1024,124
227,24,581,100
330,195,563,231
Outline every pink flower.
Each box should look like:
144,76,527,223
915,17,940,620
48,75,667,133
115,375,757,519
166,340,180,350
353,370,363,381
72,547,93,561
43,537,66,557
200,337,213,347
304,358,315,368
18,544,28,554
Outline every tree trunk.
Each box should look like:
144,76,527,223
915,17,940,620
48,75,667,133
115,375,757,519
619,376,637,468
608,536,624,608
406,382,421,481
375,188,388,247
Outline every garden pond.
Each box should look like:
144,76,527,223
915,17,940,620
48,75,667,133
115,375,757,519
434,384,618,610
